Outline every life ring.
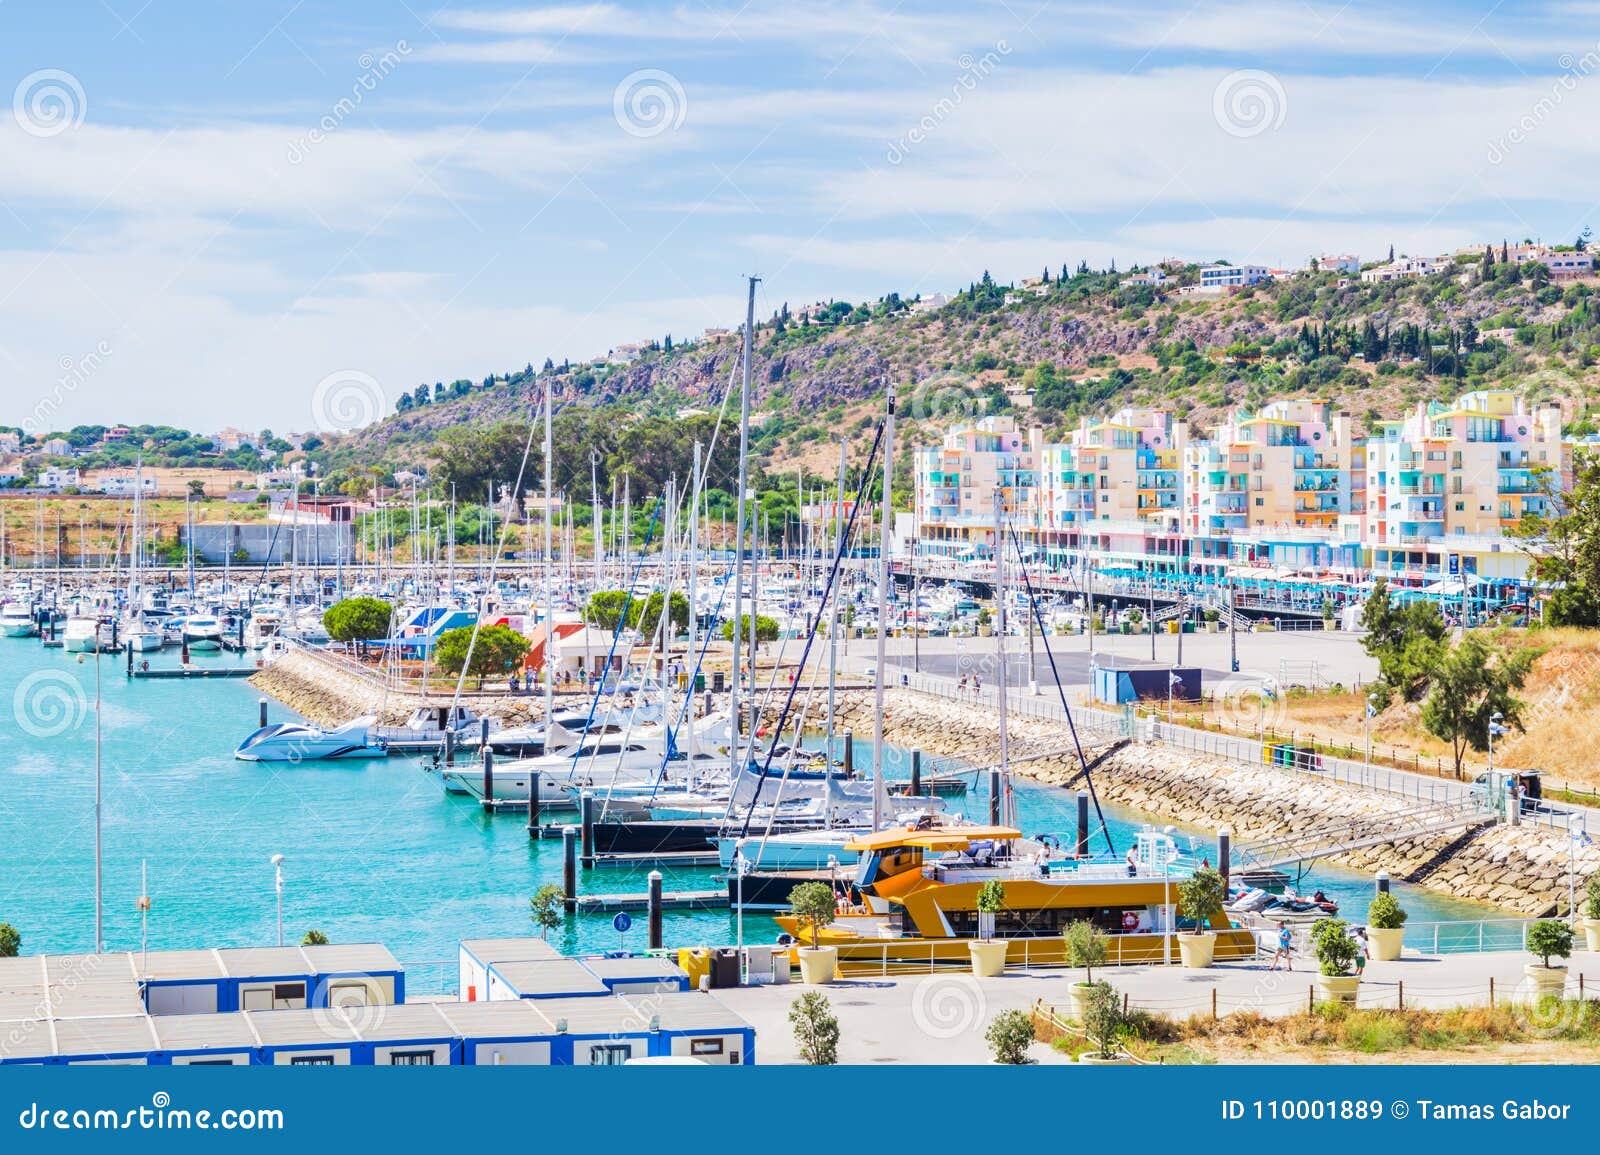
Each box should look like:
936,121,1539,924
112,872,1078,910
1121,911,1138,931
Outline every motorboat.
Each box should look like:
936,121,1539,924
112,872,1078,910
61,615,103,653
181,614,225,650
0,603,37,637
243,606,288,650
119,615,164,652
235,715,388,762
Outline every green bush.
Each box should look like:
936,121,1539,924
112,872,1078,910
1178,867,1225,933
1527,919,1574,969
0,922,19,958
1081,981,1124,1059
789,991,839,1065
985,1009,1036,1064
1312,918,1359,977
1367,893,1407,930
1585,875,1600,922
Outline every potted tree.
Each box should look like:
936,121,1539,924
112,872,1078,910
788,881,839,984
1077,981,1128,1064
788,991,839,1064
1525,919,1573,997
1062,919,1107,1021
985,1009,1036,1064
970,880,1010,977
1366,892,1407,961
1311,918,1361,1003
1177,866,1225,968
976,607,993,637
1583,876,1600,954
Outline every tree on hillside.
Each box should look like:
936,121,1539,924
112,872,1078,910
1360,579,1449,702
433,422,532,515
434,624,531,688
322,597,393,656
1419,633,1532,778
1509,454,1600,626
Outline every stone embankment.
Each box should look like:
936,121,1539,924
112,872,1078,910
248,647,565,728
821,688,1599,918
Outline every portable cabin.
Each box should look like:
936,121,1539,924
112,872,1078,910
150,1012,261,1065
249,1006,362,1066
485,959,610,1001
458,937,559,1001
579,955,690,995
205,944,404,1013
433,999,557,1065
522,993,754,1065
1090,656,1202,706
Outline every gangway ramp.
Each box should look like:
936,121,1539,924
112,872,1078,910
1233,798,1498,875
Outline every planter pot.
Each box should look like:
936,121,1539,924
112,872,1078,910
1584,918,1600,954
1523,963,1568,997
1367,927,1405,962
1204,622,1220,633
1316,974,1360,1004
797,946,838,985
969,940,1009,977
1066,982,1095,1022
1177,932,1216,969
1078,1052,1129,1065
978,626,993,637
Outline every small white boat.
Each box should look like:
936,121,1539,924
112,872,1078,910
120,614,163,652
243,607,287,650
181,615,225,650
0,604,37,637
61,615,103,653
235,715,388,762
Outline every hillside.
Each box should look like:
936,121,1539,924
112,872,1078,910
328,253,1600,488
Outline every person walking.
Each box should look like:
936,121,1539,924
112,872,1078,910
1268,920,1294,971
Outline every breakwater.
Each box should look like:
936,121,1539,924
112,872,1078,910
819,687,1599,918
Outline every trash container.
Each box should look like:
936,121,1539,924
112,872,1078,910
710,948,740,989
712,671,726,693
677,947,712,990
694,673,705,692
741,944,774,984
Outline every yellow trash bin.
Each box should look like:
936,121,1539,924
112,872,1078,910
677,947,712,990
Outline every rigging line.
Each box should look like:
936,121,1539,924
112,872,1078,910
736,410,885,839
1003,516,1116,857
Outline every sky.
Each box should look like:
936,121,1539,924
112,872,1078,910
3,0,1600,435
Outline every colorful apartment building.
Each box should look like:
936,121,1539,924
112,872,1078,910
914,415,1037,557
1036,408,1185,534
1182,400,1357,535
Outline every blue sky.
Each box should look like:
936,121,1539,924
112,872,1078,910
3,0,1600,433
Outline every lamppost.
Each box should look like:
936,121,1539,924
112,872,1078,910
1487,711,1509,819
76,650,103,953
1167,671,1182,724
270,854,286,946
1363,693,1378,778
1162,825,1176,966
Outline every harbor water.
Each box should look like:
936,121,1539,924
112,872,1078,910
0,641,1500,992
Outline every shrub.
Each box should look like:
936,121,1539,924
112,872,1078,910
788,881,837,949
985,1009,1036,1064
1081,981,1124,1058
1312,918,1359,977
1062,920,1107,983
300,929,329,946
1527,919,1574,969
1367,893,1407,930
789,991,839,1065
0,922,18,958
1585,875,1600,922
1178,867,1225,933
529,884,564,940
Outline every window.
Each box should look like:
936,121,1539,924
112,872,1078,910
588,1044,632,1065
290,1055,335,1066
689,1038,724,1057
390,1051,435,1066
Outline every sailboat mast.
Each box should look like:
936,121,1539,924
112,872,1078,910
730,274,757,776
543,374,555,728
826,438,844,749
871,386,895,832
995,490,1012,827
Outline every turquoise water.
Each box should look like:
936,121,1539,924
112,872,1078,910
0,641,1498,992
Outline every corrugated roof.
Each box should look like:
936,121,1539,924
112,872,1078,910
580,957,687,982
489,959,608,997
52,1014,157,1059
150,1012,260,1052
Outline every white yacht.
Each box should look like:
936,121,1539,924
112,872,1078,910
0,603,37,638
120,616,164,652
235,715,388,762
61,615,103,653
242,606,287,650
180,614,225,650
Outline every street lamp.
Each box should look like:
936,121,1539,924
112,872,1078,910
1162,826,1176,965
1167,672,1182,724
76,650,103,953
1487,711,1509,817
1363,693,1378,778
269,854,286,947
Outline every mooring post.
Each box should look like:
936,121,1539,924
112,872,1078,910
442,730,455,766
259,697,268,728
561,825,578,911
580,791,596,868
843,730,854,777
481,745,494,805
910,749,922,796
647,870,664,950
1077,791,1091,858
989,769,1001,825
527,769,540,834
1218,826,1232,892
1375,869,1390,895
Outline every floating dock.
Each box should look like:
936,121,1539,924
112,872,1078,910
571,889,728,912
129,666,259,679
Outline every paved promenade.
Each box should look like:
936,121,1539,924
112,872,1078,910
719,947,1600,1064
